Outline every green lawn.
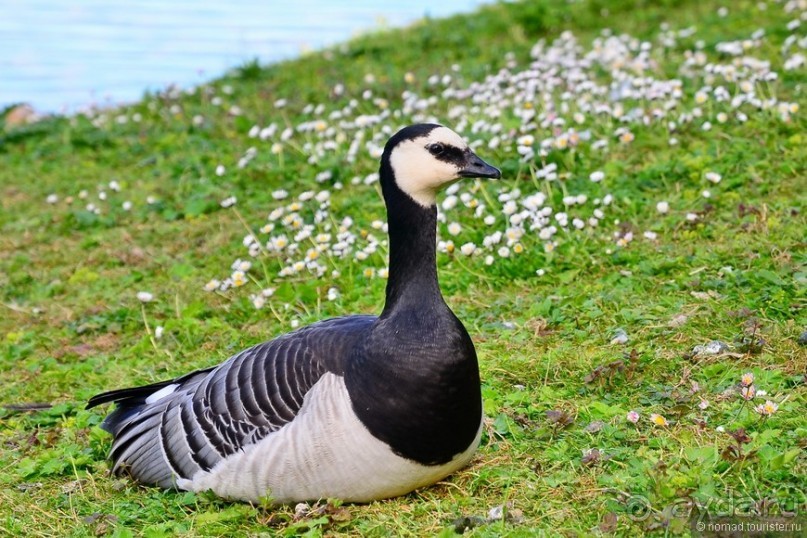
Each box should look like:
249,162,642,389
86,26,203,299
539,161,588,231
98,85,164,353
1,0,805,536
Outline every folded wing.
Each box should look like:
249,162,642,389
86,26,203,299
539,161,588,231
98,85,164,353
87,315,374,488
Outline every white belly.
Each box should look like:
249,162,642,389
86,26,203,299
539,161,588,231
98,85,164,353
176,373,481,503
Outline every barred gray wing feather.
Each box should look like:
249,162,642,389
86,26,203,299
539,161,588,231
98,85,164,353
87,315,375,489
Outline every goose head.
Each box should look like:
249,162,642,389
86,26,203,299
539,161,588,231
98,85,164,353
380,124,501,208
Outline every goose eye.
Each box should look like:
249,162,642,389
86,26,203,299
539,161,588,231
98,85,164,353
427,143,445,156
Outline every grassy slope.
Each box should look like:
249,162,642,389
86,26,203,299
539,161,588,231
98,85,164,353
1,0,805,536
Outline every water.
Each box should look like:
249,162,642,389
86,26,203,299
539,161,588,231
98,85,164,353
0,0,486,114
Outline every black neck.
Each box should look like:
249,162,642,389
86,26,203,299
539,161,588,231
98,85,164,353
346,139,482,466
381,192,443,315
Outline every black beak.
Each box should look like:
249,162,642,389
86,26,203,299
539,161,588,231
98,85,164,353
459,151,501,179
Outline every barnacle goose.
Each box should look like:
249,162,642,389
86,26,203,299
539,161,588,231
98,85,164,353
87,123,501,503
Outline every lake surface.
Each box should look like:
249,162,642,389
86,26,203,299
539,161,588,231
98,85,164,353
0,0,486,114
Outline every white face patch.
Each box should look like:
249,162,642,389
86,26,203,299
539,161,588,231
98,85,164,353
389,126,469,207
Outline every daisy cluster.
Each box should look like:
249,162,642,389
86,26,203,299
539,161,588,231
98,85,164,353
44,179,147,215
203,186,392,308
737,371,781,417
623,370,783,436
580,367,787,470
39,3,803,309
200,6,802,307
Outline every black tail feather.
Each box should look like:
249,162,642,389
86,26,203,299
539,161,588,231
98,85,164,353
86,380,177,410
86,366,216,410
87,366,217,434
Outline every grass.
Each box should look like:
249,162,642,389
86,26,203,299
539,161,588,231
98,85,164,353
1,0,805,536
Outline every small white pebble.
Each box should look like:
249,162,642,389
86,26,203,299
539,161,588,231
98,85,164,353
610,329,629,345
